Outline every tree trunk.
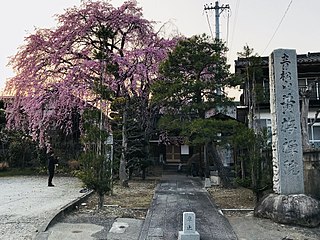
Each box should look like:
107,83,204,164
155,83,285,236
204,143,210,178
141,167,146,180
207,143,232,188
119,100,129,187
142,126,150,180
251,155,259,204
301,95,310,149
98,192,104,209
300,80,319,150
241,157,245,180
198,146,204,178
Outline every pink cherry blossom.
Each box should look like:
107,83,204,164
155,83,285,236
5,0,177,148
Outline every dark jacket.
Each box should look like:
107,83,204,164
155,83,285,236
48,155,58,171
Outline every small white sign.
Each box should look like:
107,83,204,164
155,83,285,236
183,212,196,233
181,145,189,155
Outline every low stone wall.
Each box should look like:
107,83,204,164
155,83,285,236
303,150,320,200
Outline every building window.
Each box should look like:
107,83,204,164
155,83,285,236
166,145,180,163
181,145,189,155
310,123,320,144
299,78,320,100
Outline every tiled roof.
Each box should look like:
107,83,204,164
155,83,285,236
235,52,320,67
297,52,320,63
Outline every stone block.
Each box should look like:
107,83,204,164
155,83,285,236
254,193,320,227
210,176,220,186
204,178,211,188
178,231,200,240
178,212,200,239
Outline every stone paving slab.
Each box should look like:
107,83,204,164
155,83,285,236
138,174,237,240
48,223,103,240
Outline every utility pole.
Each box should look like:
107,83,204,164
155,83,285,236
202,2,231,184
204,1,230,40
204,1,230,96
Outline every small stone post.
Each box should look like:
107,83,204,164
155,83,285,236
178,212,200,240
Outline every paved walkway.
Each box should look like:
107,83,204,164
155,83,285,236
138,173,237,240
0,176,86,240
2,174,319,239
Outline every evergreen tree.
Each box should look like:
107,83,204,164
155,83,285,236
152,34,239,185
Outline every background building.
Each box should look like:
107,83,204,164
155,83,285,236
235,52,320,147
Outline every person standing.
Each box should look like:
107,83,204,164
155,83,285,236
48,151,58,187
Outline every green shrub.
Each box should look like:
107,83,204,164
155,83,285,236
235,177,251,188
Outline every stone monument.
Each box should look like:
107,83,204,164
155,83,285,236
254,49,320,227
269,48,304,195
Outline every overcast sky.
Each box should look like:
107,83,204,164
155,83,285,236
1,0,320,99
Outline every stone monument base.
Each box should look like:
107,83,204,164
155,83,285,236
254,193,320,227
204,177,211,188
178,231,200,240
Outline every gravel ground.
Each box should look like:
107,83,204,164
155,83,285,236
208,186,320,239
227,211,320,240
0,176,85,240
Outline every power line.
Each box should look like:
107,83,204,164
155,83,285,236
226,11,230,49
262,0,293,55
228,0,240,60
205,10,215,40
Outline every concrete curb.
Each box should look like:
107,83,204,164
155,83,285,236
138,183,159,240
35,189,94,240
137,203,153,240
